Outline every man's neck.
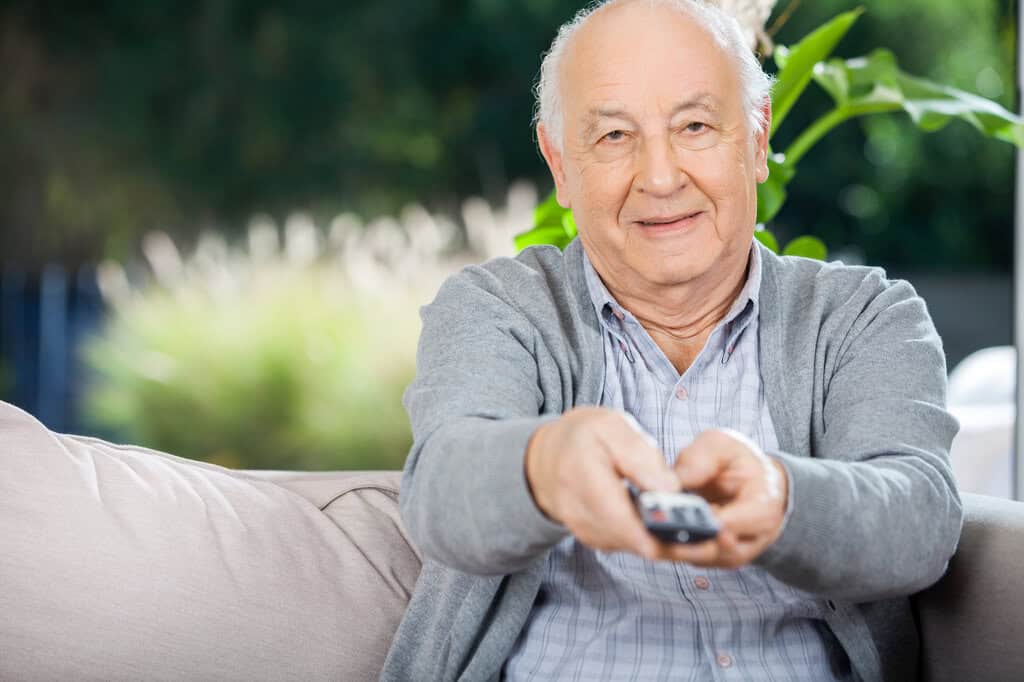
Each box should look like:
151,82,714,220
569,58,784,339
592,250,751,375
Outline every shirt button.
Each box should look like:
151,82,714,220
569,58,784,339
716,653,733,669
694,576,710,590
675,386,688,400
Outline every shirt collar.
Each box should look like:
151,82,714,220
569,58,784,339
582,239,763,333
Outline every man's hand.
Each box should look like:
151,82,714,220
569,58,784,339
524,407,681,559
660,428,789,568
525,415,788,566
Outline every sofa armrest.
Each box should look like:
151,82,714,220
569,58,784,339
913,492,1024,682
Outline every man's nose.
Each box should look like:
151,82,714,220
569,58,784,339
636,136,687,197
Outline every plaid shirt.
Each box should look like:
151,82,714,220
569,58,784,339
504,243,853,681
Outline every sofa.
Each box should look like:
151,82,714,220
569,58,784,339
1,400,1023,681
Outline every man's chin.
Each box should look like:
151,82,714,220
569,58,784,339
634,260,709,289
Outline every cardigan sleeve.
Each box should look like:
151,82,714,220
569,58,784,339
755,276,963,601
397,266,569,576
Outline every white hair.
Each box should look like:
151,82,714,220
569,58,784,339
534,0,774,150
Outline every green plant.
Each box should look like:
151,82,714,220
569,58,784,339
82,231,420,471
81,186,534,471
514,7,1024,259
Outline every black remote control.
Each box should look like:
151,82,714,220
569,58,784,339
627,482,720,544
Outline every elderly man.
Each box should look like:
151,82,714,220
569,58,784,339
382,0,961,680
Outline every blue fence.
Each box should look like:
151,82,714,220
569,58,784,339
0,266,106,433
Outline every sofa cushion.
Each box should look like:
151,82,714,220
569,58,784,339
0,401,420,681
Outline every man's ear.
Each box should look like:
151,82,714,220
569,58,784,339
754,98,772,184
537,123,571,209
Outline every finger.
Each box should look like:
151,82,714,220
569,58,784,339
658,529,755,568
652,537,723,565
599,411,679,492
574,457,660,556
716,498,779,539
673,432,735,490
690,469,748,504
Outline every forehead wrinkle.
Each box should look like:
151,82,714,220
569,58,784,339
671,93,719,116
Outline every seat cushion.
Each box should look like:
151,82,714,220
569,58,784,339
0,401,420,681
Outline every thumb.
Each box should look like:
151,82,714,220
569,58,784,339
612,446,680,493
605,413,680,492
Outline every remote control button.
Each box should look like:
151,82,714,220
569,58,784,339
673,508,697,525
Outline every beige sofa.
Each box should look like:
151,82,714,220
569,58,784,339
1,400,1023,681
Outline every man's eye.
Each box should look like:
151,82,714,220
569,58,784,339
685,122,708,133
602,130,627,142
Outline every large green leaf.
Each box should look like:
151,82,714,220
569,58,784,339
782,235,828,260
533,190,569,229
561,210,578,240
517,189,575,251
753,229,779,253
786,48,1024,163
770,9,863,137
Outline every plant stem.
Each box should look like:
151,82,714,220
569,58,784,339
768,0,802,39
784,101,902,165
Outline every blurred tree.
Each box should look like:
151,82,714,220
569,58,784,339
0,0,1015,271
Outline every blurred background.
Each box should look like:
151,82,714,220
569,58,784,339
0,0,1017,480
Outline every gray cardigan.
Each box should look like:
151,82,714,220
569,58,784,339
381,238,962,682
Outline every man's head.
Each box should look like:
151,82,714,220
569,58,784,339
535,0,773,291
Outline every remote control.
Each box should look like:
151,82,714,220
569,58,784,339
627,483,720,544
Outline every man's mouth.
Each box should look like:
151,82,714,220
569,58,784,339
636,211,703,227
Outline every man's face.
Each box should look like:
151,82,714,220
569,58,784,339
539,2,769,290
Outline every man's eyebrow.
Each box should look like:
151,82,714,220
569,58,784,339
579,94,723,139
671,94,720,117
580,106,635,140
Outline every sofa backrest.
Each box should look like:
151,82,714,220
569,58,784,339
913,491,1024,682
0,401,419,682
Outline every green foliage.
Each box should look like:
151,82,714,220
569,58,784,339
772,0,1017,270
753,226,826,259
514,191,576,250
756,151,797,224
781,235,828,259
1,0,584,267
788,48,1024,163
770,9,864,136
82,259,417,471
753,229,779,253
